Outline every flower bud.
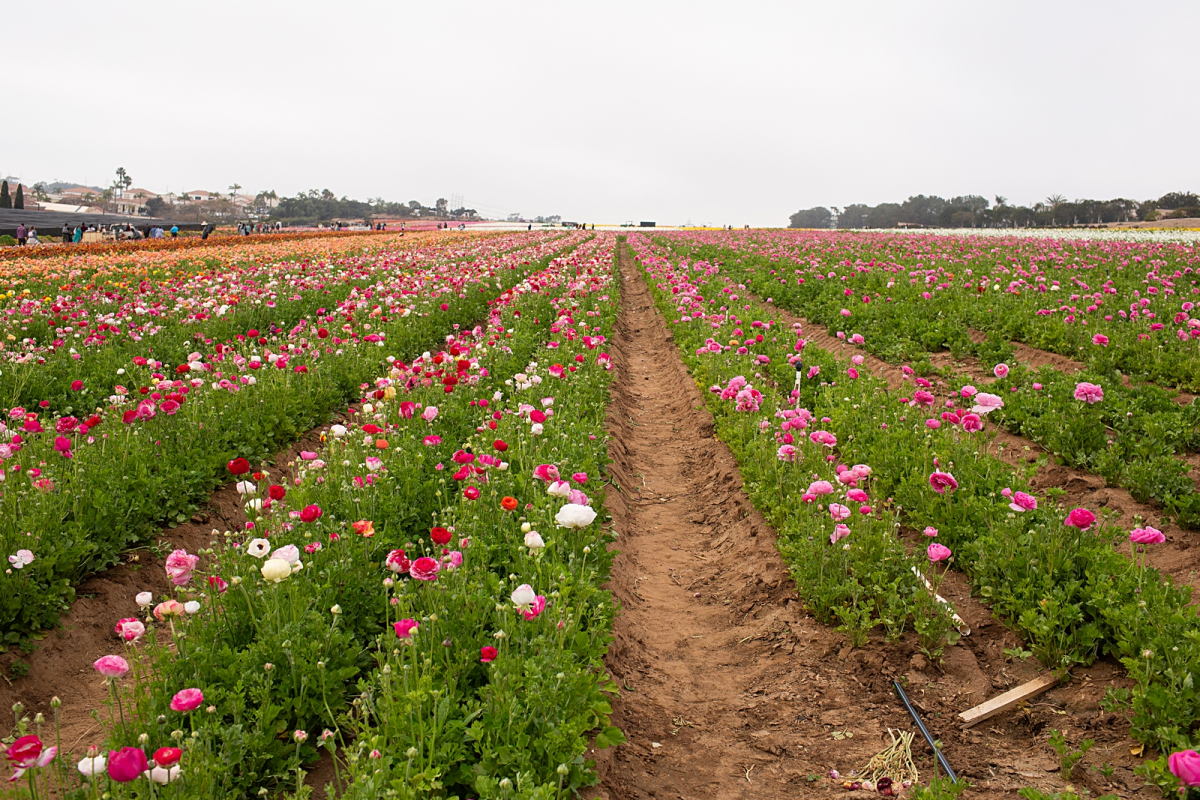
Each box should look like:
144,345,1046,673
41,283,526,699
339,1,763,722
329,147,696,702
331,605,342,615
557,764,570,776
50,696,61,708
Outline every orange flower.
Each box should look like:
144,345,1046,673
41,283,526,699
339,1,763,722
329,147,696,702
501,496,518,511
352,520,375,538
375,439,389,449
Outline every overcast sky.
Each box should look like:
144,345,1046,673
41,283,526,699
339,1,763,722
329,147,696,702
9,1,1198,226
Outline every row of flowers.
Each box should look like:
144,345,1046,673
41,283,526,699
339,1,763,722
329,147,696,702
667,232,1200,528
0,232,586,639
630,233,1200,796
4,233,624,799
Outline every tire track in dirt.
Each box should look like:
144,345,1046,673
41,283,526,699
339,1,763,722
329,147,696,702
774,307,1200,597
588,249,1131,798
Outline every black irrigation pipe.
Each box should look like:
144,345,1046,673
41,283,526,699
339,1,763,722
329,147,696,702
893,680,958,785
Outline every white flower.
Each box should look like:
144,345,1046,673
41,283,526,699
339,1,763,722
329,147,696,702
136,591,153,607
7,549,34,569
330,424,348,438
555,504,597,529
148,765,180,784
261,558,292,582
521,522,532,533
183,601,201,614
246,538,271,558
244,498,263,513
235,480,256,496
77,755,107,777
541,397,554,407
546,480,571,498
499,461,509,471
271,544,300,565
510,584,536,610
524,531,545,550
362,403,374,414
531,423,544,435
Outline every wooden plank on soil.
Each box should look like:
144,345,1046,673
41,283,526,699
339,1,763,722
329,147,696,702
958,673,1058,729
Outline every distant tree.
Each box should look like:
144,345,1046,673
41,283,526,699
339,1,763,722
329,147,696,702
228,183,242,200
32,182,49,201
1156,191,1200,210
837,204,872,229
145,196,168,217
114,167,132,193
788,207,832,228
435,198,449,217
0,181,9,209
14,184,23,209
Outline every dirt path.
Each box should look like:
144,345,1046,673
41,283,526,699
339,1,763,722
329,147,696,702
589,250,1143,798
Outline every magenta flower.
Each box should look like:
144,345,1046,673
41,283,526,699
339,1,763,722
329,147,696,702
960,413,983,432
393,619,419,640
1169,749,1200,788
1092,334,1109,346
1064,507,1096,530
480,646,498,663
1009,491,1038,513
107,747,148,783
776,444,797,462
1073,382,1104,404
169,688,204,712
993,363,1009,379
1129,526,1165,544
94,655,130,679
423,435,442,446
114,618,146,643
523,595,547,621
927,543,952,562
928,471,959,494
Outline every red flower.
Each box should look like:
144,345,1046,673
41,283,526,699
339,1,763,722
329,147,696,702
268,484,286,501
300,504,323,523
227,457,251,475
317,327,329,339
480,646,498,663
464,486,481,500
493,439,508,452
70,380,84,391
362,424,382,434
85,415,102,428
431,526,452,545
501,496,518,511
154,747,183,767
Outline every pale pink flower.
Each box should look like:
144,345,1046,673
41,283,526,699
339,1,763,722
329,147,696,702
1074,382,1104,404
1009,491,1038,512
164,549,200,586
830,524,850,544
829,503,851,521
94,655,130,679
971,393,1004,415
1130,526,1165,544
927,543,952,561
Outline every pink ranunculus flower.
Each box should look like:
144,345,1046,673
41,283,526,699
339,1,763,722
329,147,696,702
423,435,442,446
927,543,952,562
1129,526,1165,544
164,549,200,586
421,405,439,422
959,385,978,398
993,363,1009,379
523,595,547,621
806,480,834,496
169,688,204,713
94,655,130,679
830,524,850,544
829,503,851,521
1064,507,1096,530
1169,749,1200,788
1074,382,1104,404
409,556,440,581
114,618,146,643
1092,334,1109,346
1009,491,1038,513
960,413,983,432
928,471,959,494
971,393,1004,415
393,619,419,640
923,526,938,537
777,444,797,462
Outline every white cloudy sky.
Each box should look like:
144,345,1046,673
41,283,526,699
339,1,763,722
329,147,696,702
9,0,1197,225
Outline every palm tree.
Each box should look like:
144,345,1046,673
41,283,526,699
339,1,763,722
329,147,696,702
228,183,242,201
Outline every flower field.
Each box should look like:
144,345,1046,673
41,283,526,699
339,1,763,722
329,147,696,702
5,227,1200,798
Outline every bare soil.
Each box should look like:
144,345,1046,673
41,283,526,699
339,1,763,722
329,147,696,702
588,250,1152,799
